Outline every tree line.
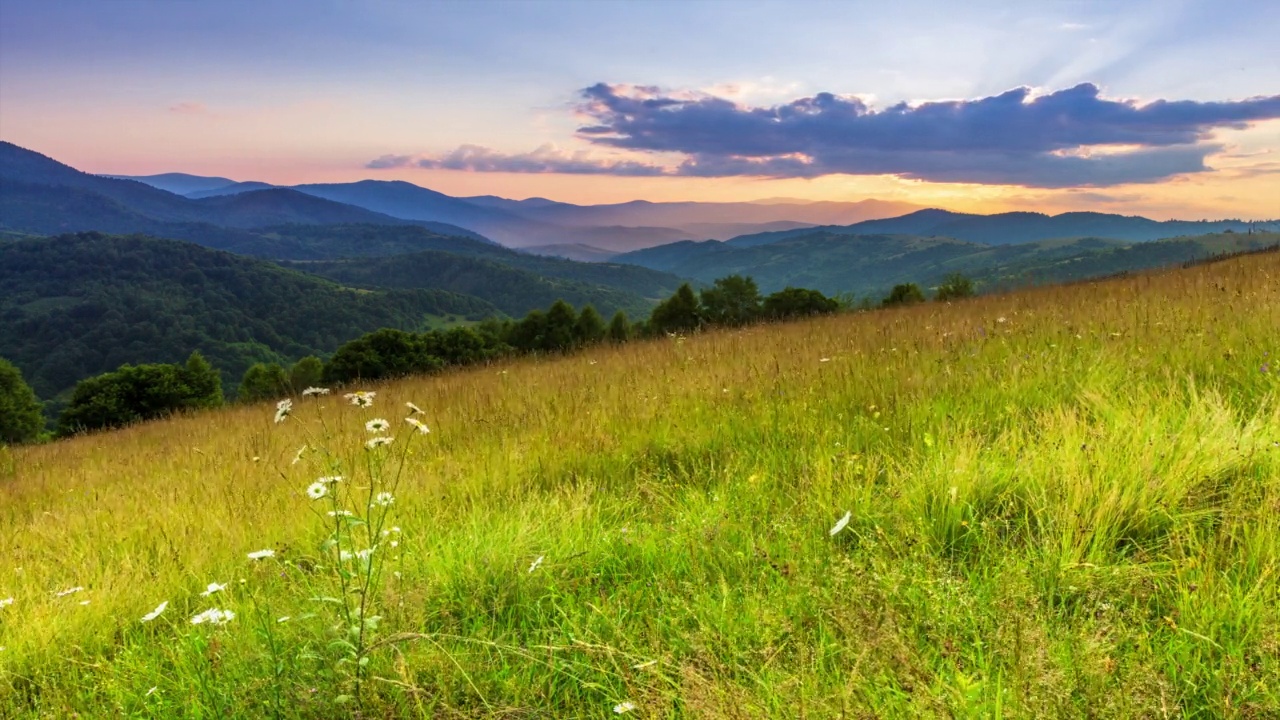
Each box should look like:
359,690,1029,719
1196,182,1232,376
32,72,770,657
0,273,975,442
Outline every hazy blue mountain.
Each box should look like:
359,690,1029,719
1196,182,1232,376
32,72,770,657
0,143,487,242
106,172,238,195
186,181,278,198
521,244,622,263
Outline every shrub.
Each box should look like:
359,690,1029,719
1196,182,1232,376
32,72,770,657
648,283,702,335
935,273,976,301
288,356,325,393
574,305,606,345
882,283,926,307
763,287,839,319
323,328,442,385
700,275,762,326
56,353,223,435
607,310,631,342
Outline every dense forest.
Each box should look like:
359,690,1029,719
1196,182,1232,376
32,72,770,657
0,233,495,402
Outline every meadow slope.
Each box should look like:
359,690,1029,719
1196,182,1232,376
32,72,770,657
2,251,1279,718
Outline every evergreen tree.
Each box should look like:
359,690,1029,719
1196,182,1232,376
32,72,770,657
0,357,44,444
607,310,631,342
648,283,702,335
574,305,606,345
543,300,579,351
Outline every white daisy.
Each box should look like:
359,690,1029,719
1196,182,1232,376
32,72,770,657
141,601,168,622
317,475,344,485
247,549,275,560
327,510,354,518
190,608,235,625
344,391,376,407
365,436,393,450
301,386,330,396
365,418,390,433
528,555,544,573
374,492,395,507
274,399,293,424
614,701,637,714
0,597,13,609
405,401,423,415
306,482,327,499
405,417,430,434
55,586,84,598
200,582,226,597
829,511,852,537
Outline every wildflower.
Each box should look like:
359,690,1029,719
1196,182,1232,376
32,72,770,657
0,597,12,609
829,511,852,537
365,418,390,433
79,600,90,605
140,600,168,622
819,357,831,363
405,401,423,415
190,608,235,625
528,555,544,573
318,475,344,485
274,399,292,424
356,547,376,561
200,582,226,597
301,386,330,396
997,316,1008,324
344,391,376,407
306,482,328,499
374,492,395,507
405,417,430,434
614,701,637,714
247,549,275,560
145,687,158,697
55,586,84,597
327,510,354,517
365,436,393,450
339,550,354,562
277,616,291,623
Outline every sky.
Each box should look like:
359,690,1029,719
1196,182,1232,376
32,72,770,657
1,0,1278,219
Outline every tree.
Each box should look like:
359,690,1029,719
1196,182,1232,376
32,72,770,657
0,357,43,444
762,287,839,319
648,283,702,335
935,273,975,301
56,357,225,436
323,328,442,384
180,351,224,408
289,356,325,393
238,362,289,402
700,275,762,326
607,310,631,342
881,283,925,307
543,300,579,351
574,305,606,346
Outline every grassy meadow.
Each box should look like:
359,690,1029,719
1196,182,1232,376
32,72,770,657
2,250,1279,718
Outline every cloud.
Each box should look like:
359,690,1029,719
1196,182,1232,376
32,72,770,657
368,83,1280,187
572,82,1280,187
366,144,665,176
169,101,211,116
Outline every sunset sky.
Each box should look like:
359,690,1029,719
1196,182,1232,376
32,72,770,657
2,0,1277,219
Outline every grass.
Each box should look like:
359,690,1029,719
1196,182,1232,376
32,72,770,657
2,250,1279,718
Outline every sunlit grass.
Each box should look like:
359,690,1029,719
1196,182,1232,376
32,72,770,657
2,251,1279,717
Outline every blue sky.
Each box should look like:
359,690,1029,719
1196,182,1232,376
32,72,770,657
2,0,1277,216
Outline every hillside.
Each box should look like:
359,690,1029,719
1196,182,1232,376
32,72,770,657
0,233,496,401
616,229,1280,296
725,208,1277,247
2,249,1277,717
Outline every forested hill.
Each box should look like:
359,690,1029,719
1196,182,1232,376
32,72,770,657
0,233,496,401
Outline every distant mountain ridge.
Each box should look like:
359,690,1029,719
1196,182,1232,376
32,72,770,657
724,208,1275,247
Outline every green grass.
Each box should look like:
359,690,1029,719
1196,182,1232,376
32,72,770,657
2,251,1279,718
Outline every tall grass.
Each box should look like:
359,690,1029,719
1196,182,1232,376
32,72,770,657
2,251,1278,717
